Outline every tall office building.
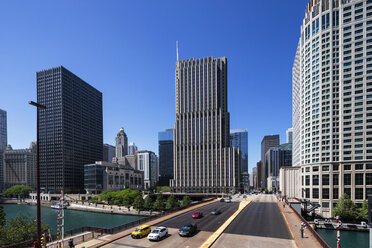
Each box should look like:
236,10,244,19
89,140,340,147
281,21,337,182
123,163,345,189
261,135,279,188
137,150,158,189
103,144,115,162
0,109,7,191
128,142,138,155
3,143,36,189
230,129,248,173
171,56,240,193
158,129,174,186
293,0,372,217
37,66,103,193
115,128,128,159
286,128,293,144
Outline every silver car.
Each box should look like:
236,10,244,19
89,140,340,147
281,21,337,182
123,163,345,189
147,226,168,241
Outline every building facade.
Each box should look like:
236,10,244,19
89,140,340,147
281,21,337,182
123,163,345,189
0,109,7,191
137,150,158,189
84,161,143,194
128,142,138,155
158,129,174,186
256,161,263,189
37,66,103,193
261,135,279,188
171,56,240,193
286,128,293,144
103,144,115,163
293,0,372,217
250,167,257,189
3,143,36,189
279,166,302,199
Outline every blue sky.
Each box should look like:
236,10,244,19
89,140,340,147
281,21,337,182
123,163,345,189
0,0,309,173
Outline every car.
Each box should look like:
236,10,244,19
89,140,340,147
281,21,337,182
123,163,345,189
192,211,203,219
225,198,231,203
219,198,225,202
147,226,168,241
131,225,151,239
178,224,197,237
211,209,221,215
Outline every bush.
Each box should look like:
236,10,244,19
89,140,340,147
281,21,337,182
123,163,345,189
166,195,179,210
133,195,145,210
144,196,153,210
153,194,165,211
181,196,191,207
3,185,33,199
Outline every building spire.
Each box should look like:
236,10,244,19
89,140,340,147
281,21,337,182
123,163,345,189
176,40,179,61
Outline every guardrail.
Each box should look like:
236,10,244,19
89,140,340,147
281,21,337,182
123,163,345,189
285,199,330,248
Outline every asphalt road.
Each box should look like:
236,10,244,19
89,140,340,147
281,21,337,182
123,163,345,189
224,201,292,240
158,201,239,232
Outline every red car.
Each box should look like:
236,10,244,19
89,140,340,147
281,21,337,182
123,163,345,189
192,211,203,219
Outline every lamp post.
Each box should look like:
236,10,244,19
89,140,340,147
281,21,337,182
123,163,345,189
29,101,46,248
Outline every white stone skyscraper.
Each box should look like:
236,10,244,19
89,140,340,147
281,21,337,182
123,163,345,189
128,142,138,155
292,0,372,217
171,56,240,193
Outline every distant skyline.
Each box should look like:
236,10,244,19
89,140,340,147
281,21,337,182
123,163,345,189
0,0,310,173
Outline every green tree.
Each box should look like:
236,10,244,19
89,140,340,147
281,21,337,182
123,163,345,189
0,205,5,227
122,194,132,208
166,195,179,210
333,194,358,221
144,196,153,210
3,185,33,199
133,195,145,210
358,200,368,221
181,196,191,207
153,194,165,211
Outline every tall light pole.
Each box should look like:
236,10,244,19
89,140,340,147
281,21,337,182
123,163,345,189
29,101,46,248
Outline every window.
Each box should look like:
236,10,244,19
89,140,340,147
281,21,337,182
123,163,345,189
322,202,330,208
344,188,351,197
344,164,351,170
322,166,329,171
356,188,364,200
367,173,372,185
356,164,364,170
323,188,330,199
306,167,310,172
355,173,364,185
322,174,330,185
306,175,310,186
313,166,319,172
333,173,339,185
322,13,330,30
344,174,351,185
333,187,339,199
306,188,310,198
366,188,372,199
333,164,339,171
313,175,319,185
313,188,319,199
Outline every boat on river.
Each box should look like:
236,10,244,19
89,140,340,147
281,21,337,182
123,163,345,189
51,203,66,210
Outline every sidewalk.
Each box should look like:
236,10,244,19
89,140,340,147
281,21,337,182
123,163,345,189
277,201,323,248
76,199,217,248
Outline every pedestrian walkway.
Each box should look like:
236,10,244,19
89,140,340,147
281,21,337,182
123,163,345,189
277,201,323,248
75,199,217,248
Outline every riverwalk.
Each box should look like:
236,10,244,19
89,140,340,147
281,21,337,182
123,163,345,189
68,202,158,216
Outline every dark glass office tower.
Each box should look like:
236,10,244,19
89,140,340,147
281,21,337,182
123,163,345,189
37,66,103,193
158,129,174,186
230,129,248,173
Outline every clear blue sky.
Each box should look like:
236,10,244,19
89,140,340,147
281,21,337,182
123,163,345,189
0,0,309,173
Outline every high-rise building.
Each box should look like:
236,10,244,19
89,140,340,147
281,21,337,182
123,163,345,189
171,56,240,193
286,128,293,144
115,128,128,159
158,129,174,186
103,144,115,163
0,109,7,191
250,167,257,189
256,161,262,189
37,66,103,193
3,143,36,189
293,0,372,217
136,150,158,189
261,135,279,188
128,142,138,155
230,129,248,173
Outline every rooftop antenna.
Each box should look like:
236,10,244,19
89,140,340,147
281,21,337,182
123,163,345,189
177,40,179,61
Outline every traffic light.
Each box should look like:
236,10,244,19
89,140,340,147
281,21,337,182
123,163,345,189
41,234,46,247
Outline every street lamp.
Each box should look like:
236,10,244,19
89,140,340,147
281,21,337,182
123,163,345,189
29,101,46,248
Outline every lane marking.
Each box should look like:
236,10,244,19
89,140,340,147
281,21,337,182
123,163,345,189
199,197,252,248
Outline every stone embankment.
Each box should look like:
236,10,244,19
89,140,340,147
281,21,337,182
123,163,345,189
67,202,158,216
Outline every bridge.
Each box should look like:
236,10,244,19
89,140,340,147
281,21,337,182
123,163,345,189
51,194,328,248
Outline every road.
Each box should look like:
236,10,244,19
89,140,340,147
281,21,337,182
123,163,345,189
104,201,239,248
212,194,296,248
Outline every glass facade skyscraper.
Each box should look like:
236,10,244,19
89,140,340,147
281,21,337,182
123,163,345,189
37,66,103,193
230,129,248,173
158,129,174,186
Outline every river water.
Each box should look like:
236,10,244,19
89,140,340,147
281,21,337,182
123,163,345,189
1,204,144,234
317,229,369,248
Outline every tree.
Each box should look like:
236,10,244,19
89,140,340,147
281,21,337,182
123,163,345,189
3,185,33,199
0,205,5,227
181,196,191,207
153,194,165,211
166,195,179,210
333,194,358,221
358,200,368,221
122,194,132,209
133,195,144,210
144,196,153,210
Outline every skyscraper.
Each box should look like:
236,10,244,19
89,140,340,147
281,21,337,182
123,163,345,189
103,144,115,162
115,128,128,159
230,129,248,173
261,135,279,188
0,109,7,191
158,129,174,186
137,150,158,189
293,0,372,217
286,128,293,144
171,56,240,193
128,142,138,155
37,66,103,193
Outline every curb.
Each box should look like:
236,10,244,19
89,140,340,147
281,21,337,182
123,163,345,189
199,199,252,248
